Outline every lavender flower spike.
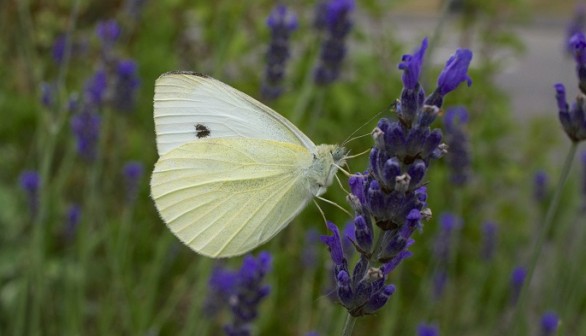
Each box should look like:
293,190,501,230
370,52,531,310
510,266,526,304
262,5,297,100
444,107,471,186
417,323,439,336
113,59,140,112
123,161,144,204
20,170,41,216
426,48,473,108
397,38,428,123
540,311,559,336
314,0,355,85
398,37,428,90
554,82,586,142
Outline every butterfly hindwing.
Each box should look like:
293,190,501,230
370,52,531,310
150,138,314,257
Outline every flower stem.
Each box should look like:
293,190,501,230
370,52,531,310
512,141,578,333
342,313,357,336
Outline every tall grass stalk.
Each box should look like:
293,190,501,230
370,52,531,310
512,141,578,334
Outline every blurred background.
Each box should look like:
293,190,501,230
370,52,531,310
1,0,585,335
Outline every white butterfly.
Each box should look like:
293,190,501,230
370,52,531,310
150,72,346,258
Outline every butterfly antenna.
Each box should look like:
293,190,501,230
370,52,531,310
345,148,371,160
335,173,349,194
316,196,353,218
333,163,351,177
341,110,384,147
342,132,372,147
313,199,328,225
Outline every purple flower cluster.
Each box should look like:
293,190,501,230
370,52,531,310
122,161,144,204
65,204,82,240
20,170,41,216
444,107,471,186
314,0,354,85
113,59,140,112
557,32,586,142
262,5,297,100
204,252,272,336
566,5,586,55
417,323,439,336
540,311,559,336
510,266,526,305
322,39,472,316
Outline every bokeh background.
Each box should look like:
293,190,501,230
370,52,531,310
1,0,585,335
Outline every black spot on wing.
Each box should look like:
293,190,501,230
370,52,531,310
195,123,211,138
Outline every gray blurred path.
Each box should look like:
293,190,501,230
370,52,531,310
387,14,576,119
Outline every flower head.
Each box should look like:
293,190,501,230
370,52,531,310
113,59,140,112
417,323,439,336
96,19,121,46
444,107,471,186
553,82,586,142
314,0,355,85
123,161,144,204
510,266,526,304
85,69,108,107
540,311,559,336
52,34,67,64
262,5,297,100
71,108,101,162
204,252,272,335
566,5,586,55
398,38,428,90
322,39,471,318
65,204,81,240
426,49,473,108
20,170,41,216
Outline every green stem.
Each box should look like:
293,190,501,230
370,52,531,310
342,313,357,336
511,141,578,333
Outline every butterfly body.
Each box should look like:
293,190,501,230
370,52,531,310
150,72,345,258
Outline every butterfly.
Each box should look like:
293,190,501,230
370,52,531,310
150,72,346,258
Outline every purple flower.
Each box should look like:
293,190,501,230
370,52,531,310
20,170,41,216
540,311,559,336
203,264,238,317
314,0,354,85
553,82,586,142
123,161,144,204
510,266,526,304
425,49,473,108
570,32,586,65
225,252,272,336
52,34,67,64
322,40,471,318
417,323,439,336
65,204,81,240
85,69,108,107
397,38,428,123
41,82,56,109
534,170,548,203
113,59,140,112
432,213,460,298
444,107,471,186
398,38,428,90
481,221,497,261
96,19,121,46
71,109,101,162
262,5,297,100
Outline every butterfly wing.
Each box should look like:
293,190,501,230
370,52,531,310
154,72,315,156
150,138,314,258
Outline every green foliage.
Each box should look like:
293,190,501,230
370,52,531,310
0,0,584,335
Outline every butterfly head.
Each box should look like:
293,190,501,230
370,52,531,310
309,144,347,197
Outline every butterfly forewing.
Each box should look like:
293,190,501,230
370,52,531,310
154,72,315,156
150,138,314,258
